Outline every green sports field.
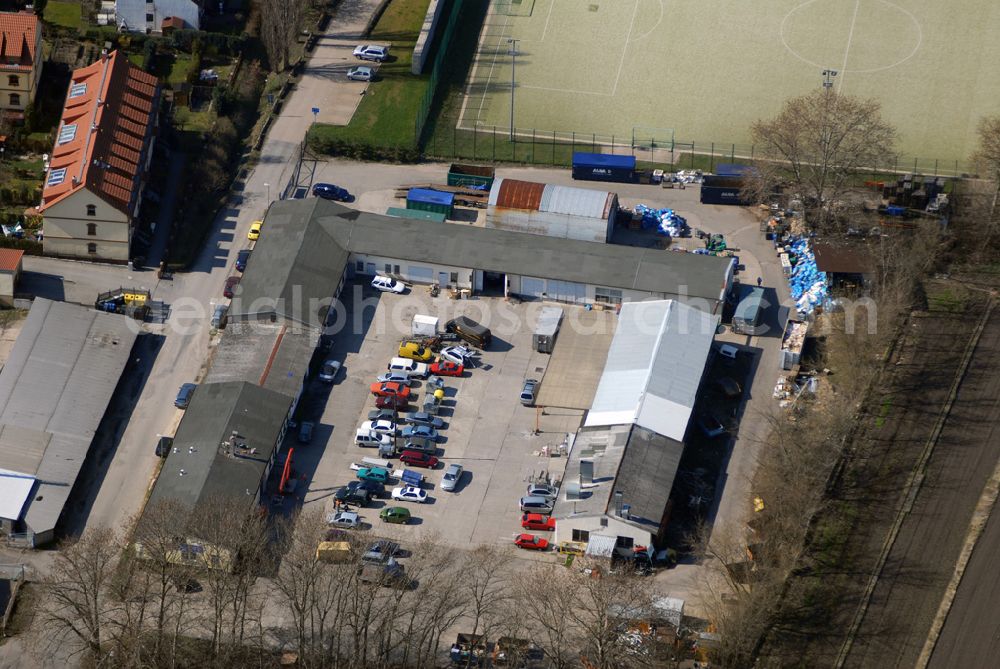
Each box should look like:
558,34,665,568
458,0,1000,168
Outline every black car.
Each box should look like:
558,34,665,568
334,480,384,505
313,183,350,201
235,249,251,272
155,435,174,458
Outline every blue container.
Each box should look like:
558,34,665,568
407,188,455,216
571,152,637,183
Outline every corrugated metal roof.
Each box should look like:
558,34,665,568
488,178,544,209
585,300,718,441
0,299,136,534
586,533,617,557
0,424,49,475
204,321,316,401
539,185,614,219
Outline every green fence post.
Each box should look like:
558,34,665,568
453,125,457,159
473,125,477,160
592,133,596,152
750,145,754,165
552,130,556,165
689,149,694,170
710,142,715,172
572,132,575,157
934,159,938,177
531,128,536,164
731,144,735,162
611,135,615,155
492,125,496,162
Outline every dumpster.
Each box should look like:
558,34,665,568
407,188,454,217
447,163,496,189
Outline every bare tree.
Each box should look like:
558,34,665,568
461,544,513,660
971,115,1000,246
37,528,123,664
516,566,580,669
749,89,897,229
259,0,307,72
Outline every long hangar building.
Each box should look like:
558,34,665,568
239,198,734,314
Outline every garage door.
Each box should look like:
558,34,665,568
407,266,434,283
520,277,545,299
547,280,586,303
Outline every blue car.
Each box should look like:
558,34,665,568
235,249,251,272
401,424,440,442
313,183,350,201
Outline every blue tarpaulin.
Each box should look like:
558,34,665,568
407,188,455,206
635,204,689,237
786,238,829,316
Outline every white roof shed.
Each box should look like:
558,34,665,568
584,300,719,441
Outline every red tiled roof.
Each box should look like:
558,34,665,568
0,11,39,72
0,248,24,272
39,51,160,216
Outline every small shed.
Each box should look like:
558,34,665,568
406,188,454,218
0,249,24,307
486,178,619,243
812,242,872,288
532,306,563,353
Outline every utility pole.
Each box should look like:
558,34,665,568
508,38,520,143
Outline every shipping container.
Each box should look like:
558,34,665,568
700,185,747,206
406,188,454,217
532,306,563,353
714,163,756,178
386,206,447,223
411,314,439,337
733,286,766,335
447,163,496,189
571,152,637,183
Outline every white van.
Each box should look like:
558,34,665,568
356,430,393,447
387,357,429,378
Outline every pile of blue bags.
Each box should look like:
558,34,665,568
787,238,829,315
635,204,689,237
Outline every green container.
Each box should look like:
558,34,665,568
386,207,447,223
447,163,496,189
406,188,454,217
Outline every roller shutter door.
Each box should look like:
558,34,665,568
547,280,586,303
407,266,434,283
520,277,546,299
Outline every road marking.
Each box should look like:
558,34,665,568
838,0,863,92
611,0,640,96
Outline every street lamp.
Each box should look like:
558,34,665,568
508,38,519,143
822,69,838,90
264,182,270,202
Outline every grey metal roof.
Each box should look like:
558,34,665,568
260,199,731,305
0,299,137,534
585,301,718,441
554,425,631,519
231,197,349,324
142,382,290,533
204,321,317,401
611,426,684,526
540,184,615,219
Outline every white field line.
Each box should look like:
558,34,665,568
838,0,863,91
458,1,512,128
541,0,555,42
611,0,640,96
519,84,613,96
475,10,513,124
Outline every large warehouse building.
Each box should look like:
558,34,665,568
553,300,719,551
0,299,137,546
485,177,620,243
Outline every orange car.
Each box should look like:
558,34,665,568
370,381,412,399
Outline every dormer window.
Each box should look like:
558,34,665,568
47,168,67,187
58,124,77,144
69,83,87,98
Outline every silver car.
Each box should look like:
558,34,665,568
346,65,374,81
526,482,557,500
441,463,463,492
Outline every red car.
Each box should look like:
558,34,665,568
521,513,555,532
370,381,412,399
223,276,241,298
376,395,411,411
514,533,549,551
430,360,464,377
399,450,438,468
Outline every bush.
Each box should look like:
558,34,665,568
0,236,43,255
308,134,422,163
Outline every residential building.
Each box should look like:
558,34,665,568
0,248,23,306
486,178,620,243
553,300,719,551
0,299,137,546
37,50,160,262
115,0,201,33
0,11,42,119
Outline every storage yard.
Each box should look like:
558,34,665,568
461,0,1000,163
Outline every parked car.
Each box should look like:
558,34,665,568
319,359,341,383
346,65,374,81
519,379,539,406
438,345,476,366
376,371,415,386
353,44,389,61
235,248,251,272
521,513,555,531
526,482,558,500
247,220,262,241
519,496,553,514
376,394,411,411
380,506,411,524
399,450,438,468
514,534,549,551
401,424,439,441
387,357,429,378
698,414,726,438
445,317,492,349
356,430,393,448
326,510,361,529
335,481,374,506
356,466,391,483
313,182,350,201
298,421,315,444
372,275,406,293
362,539,401,564
223,275,240,298
400,438,435,455
368,408,399,422
361,419,399,436
429,360,464,377
359,562,408,587
402,412,443,429
174,383,197,409
391,485,428,504
398,341,432,361
440,463,463,492
370,382,412,399
211,303,229,329
155,435,173,458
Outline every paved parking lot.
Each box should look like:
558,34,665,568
294,285,586,551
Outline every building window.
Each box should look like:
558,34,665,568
355,260,364,273
87,242,98,254
146,13,154,22
594,287,623,305
384,263,392,274
7,75,18,87
615,536,634,550
393,264,400,274
450,272,458,283
86,223,97,236
9,93,20,107
572,529,590,543
86,204,96,217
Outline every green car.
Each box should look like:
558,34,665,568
380,506,411,524
356,467,391,483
